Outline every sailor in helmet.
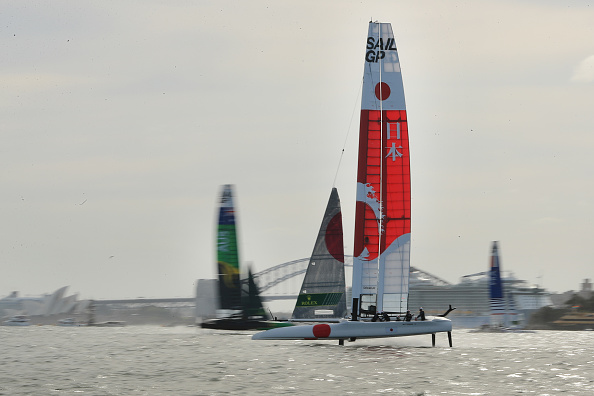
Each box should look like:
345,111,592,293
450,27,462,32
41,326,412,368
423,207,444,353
417,307,426,321
405,310,412,321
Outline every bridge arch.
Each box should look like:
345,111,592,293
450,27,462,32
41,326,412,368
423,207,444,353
251,257,450,296
252,256,353,294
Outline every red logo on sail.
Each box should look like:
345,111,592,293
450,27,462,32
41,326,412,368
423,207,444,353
375,82,391,101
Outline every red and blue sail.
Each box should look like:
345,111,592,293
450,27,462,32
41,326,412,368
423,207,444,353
489,241,505,313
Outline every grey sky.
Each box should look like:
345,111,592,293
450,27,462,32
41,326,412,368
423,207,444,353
2,1,593,299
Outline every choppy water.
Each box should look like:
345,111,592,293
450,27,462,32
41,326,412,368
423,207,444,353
1,326,592,395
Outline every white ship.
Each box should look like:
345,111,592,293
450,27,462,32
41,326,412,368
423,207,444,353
407,266,552,328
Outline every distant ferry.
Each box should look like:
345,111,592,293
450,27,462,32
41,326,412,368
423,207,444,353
57,318,86,327
2,315,30,326
88,320,126,327
553,312,594,330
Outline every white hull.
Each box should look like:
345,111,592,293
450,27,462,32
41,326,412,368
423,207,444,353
89,321,126,327
253,316,451,340
2,321,30,326
3,315,31,326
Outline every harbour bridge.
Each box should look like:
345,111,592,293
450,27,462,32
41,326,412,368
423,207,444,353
251,256,450,301
94,257,451,306
251,256,350,300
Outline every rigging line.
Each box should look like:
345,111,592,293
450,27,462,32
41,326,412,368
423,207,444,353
332,76,364,188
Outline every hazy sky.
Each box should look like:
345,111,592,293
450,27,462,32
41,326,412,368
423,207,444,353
2,1,593,300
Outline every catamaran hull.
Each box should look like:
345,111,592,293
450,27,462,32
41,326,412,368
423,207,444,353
201,318,294,331
252,317,451,340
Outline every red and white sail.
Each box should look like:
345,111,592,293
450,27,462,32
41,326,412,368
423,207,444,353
352,22,411,316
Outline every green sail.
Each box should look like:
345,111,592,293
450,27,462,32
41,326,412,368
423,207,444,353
216,185,241,310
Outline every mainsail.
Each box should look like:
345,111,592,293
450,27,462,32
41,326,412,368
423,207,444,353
489,241,518,327
216,184,242,310
352,22,411,318
489,241,505,319
292,188,347,320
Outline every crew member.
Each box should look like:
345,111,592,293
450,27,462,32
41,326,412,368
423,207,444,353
417,307,425,321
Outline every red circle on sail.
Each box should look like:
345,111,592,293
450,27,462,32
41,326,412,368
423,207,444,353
312,324,331,338
325,213,345,263
375,82,391,100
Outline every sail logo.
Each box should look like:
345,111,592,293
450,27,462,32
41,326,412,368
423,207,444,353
386,122,403,161
218,261,239,288
296,293,343,307
218,231,230,252
385,143,403,161
366,37,396,63
300,295,318,306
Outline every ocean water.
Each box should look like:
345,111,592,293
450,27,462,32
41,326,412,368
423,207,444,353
0,326,592,395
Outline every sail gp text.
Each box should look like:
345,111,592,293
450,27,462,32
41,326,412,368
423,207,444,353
365,37,396,62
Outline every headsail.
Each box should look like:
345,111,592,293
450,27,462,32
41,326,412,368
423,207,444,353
216,185,242,310
292,188,347,320
352,22,411,318
242,267,270,320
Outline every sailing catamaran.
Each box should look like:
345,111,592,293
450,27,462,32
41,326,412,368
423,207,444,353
291,188,347,322
253,21,454,345
201,184,293,330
